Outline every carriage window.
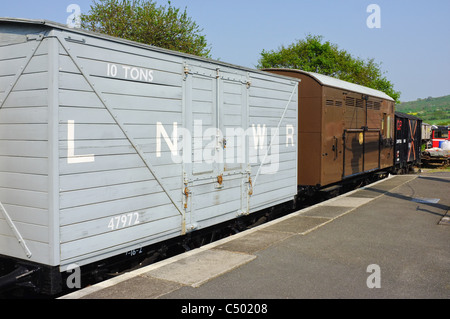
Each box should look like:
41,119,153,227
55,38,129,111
434,130,448,138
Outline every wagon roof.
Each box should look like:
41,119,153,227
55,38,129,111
0,17,203,60
264,68,394,102
0,17,299,82
395,112,422,121
0,17,212,62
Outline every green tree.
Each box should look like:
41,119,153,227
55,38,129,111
81,0,211,57
257,35,400,102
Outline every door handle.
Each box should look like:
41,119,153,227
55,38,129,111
333,136,338,159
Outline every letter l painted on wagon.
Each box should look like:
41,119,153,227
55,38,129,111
67,120,95,164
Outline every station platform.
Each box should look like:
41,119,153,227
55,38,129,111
61,171,450,300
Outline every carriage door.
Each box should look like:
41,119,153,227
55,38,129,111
322,96,344,185
183,64,249,230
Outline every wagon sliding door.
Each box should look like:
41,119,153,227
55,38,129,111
364,130,381,171
343,129,380,178
184,64,249,230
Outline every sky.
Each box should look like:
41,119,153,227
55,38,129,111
2,0,449,102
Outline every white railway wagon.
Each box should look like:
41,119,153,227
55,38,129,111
0,18,299,292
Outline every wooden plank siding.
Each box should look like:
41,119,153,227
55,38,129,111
248,73,298,212
0,37,50,263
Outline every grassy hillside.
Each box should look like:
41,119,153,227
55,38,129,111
396,95,450,125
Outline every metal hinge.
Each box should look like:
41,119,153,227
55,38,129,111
183,64,190,80
26,34,44,41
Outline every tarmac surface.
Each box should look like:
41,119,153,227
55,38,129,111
61,171,450,300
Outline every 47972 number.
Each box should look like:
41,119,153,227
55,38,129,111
108,212,140,231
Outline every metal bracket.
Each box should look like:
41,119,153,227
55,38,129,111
185,223,198,233
64,35,86,44
0,201,32,258
215,174,224,189
26,33,44,41
216,67,220,79
182,63,190,81
183,186,191,209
